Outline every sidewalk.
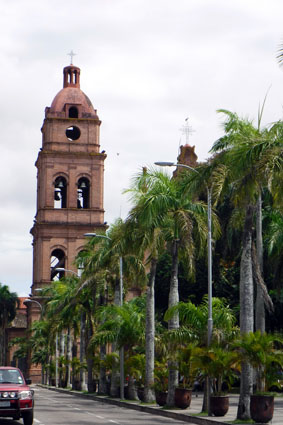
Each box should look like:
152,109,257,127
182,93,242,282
40,386,283,424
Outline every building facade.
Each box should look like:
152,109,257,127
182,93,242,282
26,63,107,381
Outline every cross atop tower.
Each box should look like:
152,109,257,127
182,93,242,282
180,117,195,144
67,50,77,65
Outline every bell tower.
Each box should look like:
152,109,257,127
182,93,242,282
30,63,106,293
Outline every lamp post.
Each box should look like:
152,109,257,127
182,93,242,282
23,299,45,384
84,232,125,399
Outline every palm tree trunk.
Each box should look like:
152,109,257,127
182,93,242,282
99,344,107,394
110,278,120,397
80,312,87,391
86,319,94,392
67,327,72,387
255,192,265,333
144,258,157,403
128,375,139,400
71,335,78,389
167,240,179,407
237,205,254,421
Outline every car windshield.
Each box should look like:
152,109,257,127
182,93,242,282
0,369,24,384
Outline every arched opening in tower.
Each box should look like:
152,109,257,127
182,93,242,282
54,176,67,208
69,106,78,118
50,249,65,281
77,177,90,209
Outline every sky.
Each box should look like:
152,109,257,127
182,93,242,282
1,0,283,297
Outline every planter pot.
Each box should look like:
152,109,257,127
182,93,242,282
210,395,229,416
174,387,192,409
250,394,274,423
156,391,168,406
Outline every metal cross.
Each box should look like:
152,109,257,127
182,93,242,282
180,117,195,144
67,50,77,65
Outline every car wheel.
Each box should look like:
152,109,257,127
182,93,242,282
22,411,33,425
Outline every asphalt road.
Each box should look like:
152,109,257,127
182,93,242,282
24,386,189,425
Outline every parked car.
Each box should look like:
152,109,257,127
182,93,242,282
0,366,34,425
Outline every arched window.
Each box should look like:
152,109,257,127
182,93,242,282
77,177,90,209
50,249,65,281
68,70,72,84
54,177,67,208
77,250,86,277
69,106,78,118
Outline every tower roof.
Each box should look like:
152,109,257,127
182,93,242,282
48,65,98,119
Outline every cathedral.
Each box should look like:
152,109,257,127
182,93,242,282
8,61,107,381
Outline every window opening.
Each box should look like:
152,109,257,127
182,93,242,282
69,106,78,118
54,177,67,208
77,250,86,277
50,249,65,281
77,177,90,209
66,126,80,141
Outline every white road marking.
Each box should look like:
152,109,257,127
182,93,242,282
96,415,105,419
74,407,81,410
109,420,120,424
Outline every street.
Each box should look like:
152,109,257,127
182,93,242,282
10,386,189,425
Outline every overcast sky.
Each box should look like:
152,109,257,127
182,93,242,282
1,0,283,297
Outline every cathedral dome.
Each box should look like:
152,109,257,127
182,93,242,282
48,65,98,119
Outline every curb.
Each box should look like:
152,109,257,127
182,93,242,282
37,385,230,425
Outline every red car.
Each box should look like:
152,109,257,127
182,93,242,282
0,367,34,425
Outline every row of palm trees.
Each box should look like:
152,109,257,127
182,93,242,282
11,108,283,420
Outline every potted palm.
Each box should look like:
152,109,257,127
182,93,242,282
125,353,145,401
174,344,199,409
235,331,283,423
194,345,239,416
153,361,168,406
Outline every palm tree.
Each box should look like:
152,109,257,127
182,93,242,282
164,296,238,347
234,331,283,392
265,207,283,285
90,297,146,400
0,283,18,365
125,168,167,402
126,168,209,406
44,277,82,388
79,219,146,396
210,109,283,419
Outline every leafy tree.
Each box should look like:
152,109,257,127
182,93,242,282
0,283,18,365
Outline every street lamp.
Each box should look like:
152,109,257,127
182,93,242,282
55,267,79,276
155,161,213,344
84,232,125,399
23,298,43,313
